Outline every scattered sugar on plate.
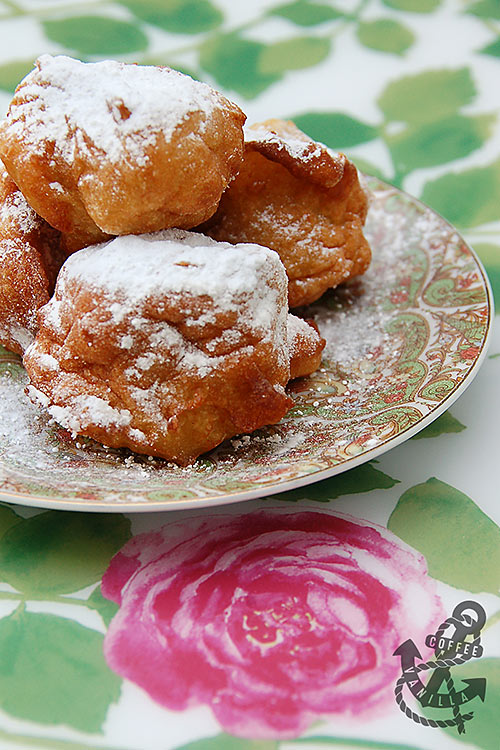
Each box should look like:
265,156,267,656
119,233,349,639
0,179,481,505
308,183,448,369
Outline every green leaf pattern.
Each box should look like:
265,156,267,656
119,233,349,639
0,511,131,595
410,410,466,439
0,511,130,737
120,0,224,35
388,478,500,594
357,19,415,55
0,0,499,748
434,659,500,750
42,16,149,56
0,608,121,732
271,461,400,502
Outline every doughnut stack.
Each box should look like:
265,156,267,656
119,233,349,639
0,55,370,464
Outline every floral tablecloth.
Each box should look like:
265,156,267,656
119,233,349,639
0,1,499,749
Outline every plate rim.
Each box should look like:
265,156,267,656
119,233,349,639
0,178,494,512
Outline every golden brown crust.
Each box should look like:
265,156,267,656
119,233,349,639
0,56,246,246
288,316,325,380
23,231,294,465
201,118,371,308
0,168,63,355
60,225,112,255
245,119,345,187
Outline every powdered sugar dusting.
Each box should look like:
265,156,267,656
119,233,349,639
287,314,320,358
0,238,26,260
308,184,439,367
0,178,489,507
245,123,327,164
6,55,222,165
0,323,32,353
25,229,291,442
50,396,132,434
0,169,41,236
57,229,288,357
64,229,275,304
1,370,168,489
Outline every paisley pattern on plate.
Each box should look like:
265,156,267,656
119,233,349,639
0,178,492,510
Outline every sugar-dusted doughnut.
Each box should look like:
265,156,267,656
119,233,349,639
0,166,63,355
0,55,246,250
201,118,371,308
24,229,295,464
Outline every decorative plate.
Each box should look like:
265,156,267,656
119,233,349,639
0,177,492,511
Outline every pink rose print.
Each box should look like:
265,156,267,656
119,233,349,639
102,509,443,739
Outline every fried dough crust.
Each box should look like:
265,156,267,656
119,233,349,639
0,56,246,250
202,119,371,308
288,315,325,380
24,230,294,465
0,167,63,354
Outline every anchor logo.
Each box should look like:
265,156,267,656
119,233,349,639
393,600,487,733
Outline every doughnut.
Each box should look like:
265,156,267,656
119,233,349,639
201,118,371,307
0,55,246,250
0,166,63,355
23,230,295,465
